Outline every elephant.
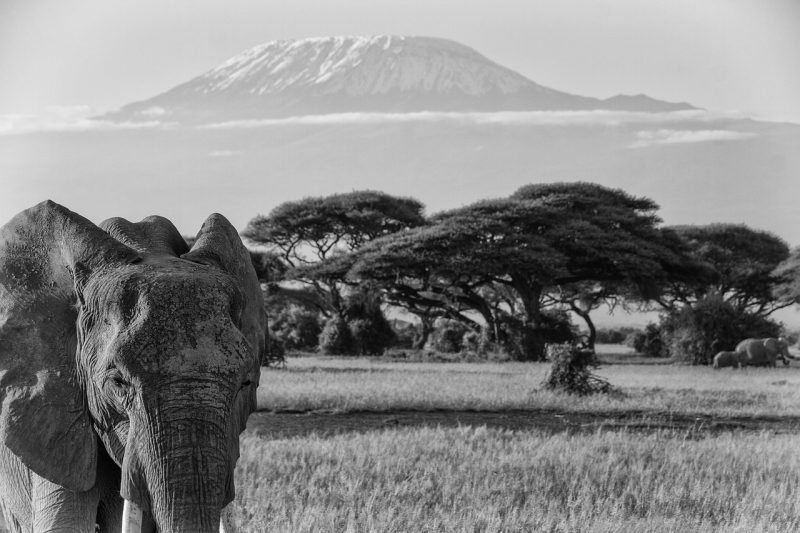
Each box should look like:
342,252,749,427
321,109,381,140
712,350,746,369
735,337,791,367
0,201,266,532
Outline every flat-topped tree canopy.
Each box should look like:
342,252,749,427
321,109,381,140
666,223,791,316
242,190,426,267
348,182,701,359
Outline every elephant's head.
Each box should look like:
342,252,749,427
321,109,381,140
764,337,791,364
0,201,265,532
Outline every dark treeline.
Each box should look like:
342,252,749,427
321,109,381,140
240,183,800,364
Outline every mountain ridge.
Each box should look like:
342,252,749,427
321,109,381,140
109,35,696,123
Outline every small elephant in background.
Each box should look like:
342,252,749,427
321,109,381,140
713,350,746,369
736,337,791,367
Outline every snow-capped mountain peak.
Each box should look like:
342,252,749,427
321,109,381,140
112,35,695,123
187,35,546,97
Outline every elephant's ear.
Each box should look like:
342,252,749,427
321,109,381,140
0,200,138,491
181,214,266,372
181,214,266,504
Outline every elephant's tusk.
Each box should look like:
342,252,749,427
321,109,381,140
220,521,227,533
122,500,144,533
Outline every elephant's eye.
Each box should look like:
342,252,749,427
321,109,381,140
240,379,252,390
111,375,129,389
104,370,133,404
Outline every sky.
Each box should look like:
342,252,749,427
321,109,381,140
1,0,799,123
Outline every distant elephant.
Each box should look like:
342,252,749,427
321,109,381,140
712,351,745,369
736,337,790,367
0,201,266,532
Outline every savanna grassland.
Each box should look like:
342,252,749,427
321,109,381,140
230,348,800,532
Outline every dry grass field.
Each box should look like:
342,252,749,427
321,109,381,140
256,351,800,417
228,348,800,531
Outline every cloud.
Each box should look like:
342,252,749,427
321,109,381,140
208,150,242,157
200,109,719,129
0,106,172,136
629,129,757,148
138,106,168,117
47,105,94,119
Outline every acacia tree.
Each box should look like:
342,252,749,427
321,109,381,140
509,183,701,353
350,182,698,359
660,224,791,316
772,246,800,307
241,190,426,320
346,221,501,349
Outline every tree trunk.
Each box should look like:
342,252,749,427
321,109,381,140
516,281,547,361
413,315,433,349
571,304,597,351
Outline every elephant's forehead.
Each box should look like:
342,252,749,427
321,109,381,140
92,260,240,312
86,263,245,364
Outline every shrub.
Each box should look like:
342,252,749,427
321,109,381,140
344,287,397,355
350,317,396,355
626,323,665,357
319,317,357,355
391,320,419,349
271,306,322,352
429,319,471,353
543,344,616,395
461,328,489,354
596,327,638,345
659,296,782,364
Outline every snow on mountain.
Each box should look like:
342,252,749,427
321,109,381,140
195,35,541,97
111,35,696,123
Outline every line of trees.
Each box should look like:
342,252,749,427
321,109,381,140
241,183,800,363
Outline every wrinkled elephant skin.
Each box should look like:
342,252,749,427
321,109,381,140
0,201,266,532
713,351,745,369
735,337,790,368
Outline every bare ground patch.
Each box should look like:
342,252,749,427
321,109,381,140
245,408,800,440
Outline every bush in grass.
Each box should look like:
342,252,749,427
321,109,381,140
318,317,357,355
626,323,665,357
461,328,493,354
390,320,419,349
429,318,470,353
596,327,638,345
350,317,396,355
543,344,616,395
660,295,782,364
345,288,397,355
271,306,322,352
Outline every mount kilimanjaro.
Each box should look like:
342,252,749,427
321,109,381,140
110,35,696,123
12,35,795,257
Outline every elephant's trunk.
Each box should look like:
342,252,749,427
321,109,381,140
121,385,237,533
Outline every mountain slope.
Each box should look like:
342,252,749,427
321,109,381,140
111,35,695,123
